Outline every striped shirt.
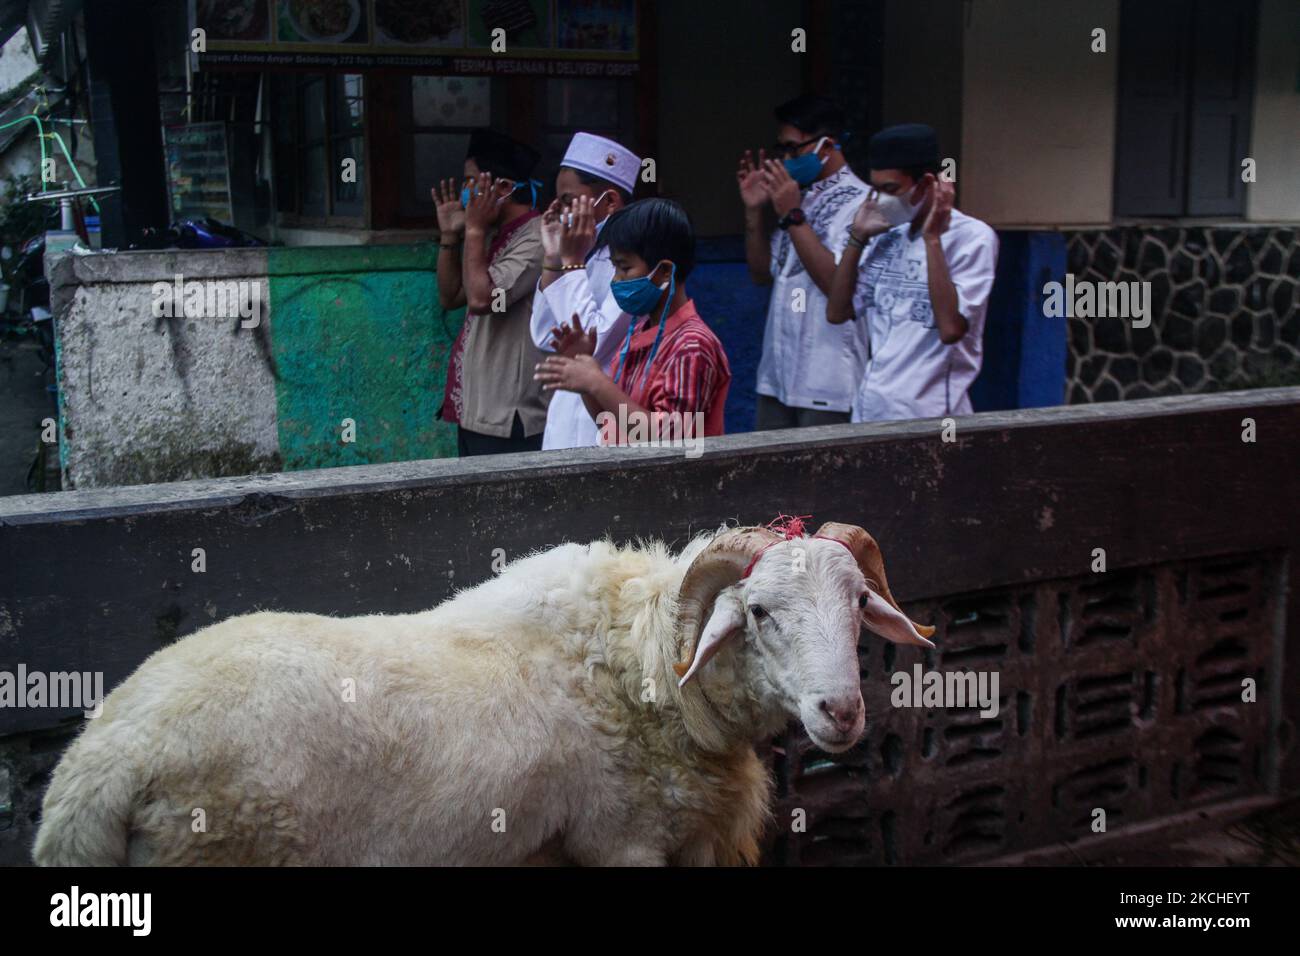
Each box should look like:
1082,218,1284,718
607,298,731,440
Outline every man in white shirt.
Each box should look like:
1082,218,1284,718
739,94,872,430
826,124,999,421
529,133,639,450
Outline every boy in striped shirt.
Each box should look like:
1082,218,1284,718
533,199,731,446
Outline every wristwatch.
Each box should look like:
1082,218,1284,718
777,208,807,230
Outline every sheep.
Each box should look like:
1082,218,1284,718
33,520,934,867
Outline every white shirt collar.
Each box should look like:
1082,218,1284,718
806,164,852,197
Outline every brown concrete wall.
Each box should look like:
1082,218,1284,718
960,0,1119,227
1247,0,1300,223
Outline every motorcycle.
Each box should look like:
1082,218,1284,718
130,217,267,250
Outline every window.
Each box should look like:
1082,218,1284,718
333,76,366,217
398,76,493,219
291,72,642,230
1114,0,1257,218
272,74,366,222
540,78,636,190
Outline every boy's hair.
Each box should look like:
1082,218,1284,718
466,128,539,183
594,198,696,281
774,93,845,139
562,165,632,204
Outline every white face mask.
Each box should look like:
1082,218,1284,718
564,190,616,228
875,184,923,227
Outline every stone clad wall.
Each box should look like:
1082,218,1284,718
1064,227,1300,403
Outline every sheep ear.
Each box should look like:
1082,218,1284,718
677,596,746,687
862,590,936,648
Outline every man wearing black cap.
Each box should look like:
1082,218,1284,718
826,123,998,422
434,129,550,456
738,93,872,431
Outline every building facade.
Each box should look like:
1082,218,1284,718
5,0,1298,487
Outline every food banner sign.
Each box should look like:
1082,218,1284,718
191,0,639,76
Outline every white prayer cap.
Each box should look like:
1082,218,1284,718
560,132,640,195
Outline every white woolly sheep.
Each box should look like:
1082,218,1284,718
33,521,934,866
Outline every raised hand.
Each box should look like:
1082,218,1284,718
433,178,466,238
922,178,955,241
464,172,501,234
851,190,893,240
759,158,802,217
540,199,564,261
550,313,596,358
737,149,770,210
559,194,597,265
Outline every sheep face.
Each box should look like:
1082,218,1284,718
670,522,935,754
734,539,870,753
675,524,935,754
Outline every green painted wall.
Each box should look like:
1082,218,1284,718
266,245,464,469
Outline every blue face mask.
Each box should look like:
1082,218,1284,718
461,179,542,210
610,272,667,316
783,136,830,187
611,262,676,389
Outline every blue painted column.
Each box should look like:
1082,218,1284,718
970,230,1068,411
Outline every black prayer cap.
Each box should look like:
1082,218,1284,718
466,128,540,182
868,123,940,170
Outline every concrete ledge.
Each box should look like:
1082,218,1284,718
977,795,1284,866
5,388,1297,520
51,248,270,285
50,244,437,285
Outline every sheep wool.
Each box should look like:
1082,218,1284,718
34,523,933,866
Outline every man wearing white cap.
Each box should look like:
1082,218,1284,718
530,132,640,450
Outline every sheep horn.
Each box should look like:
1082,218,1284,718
673,527,782,679
813,522,937,643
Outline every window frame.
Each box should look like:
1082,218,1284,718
1113,0,1258,221
395,75,502,224
271,72,369,229
539,77,638,195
